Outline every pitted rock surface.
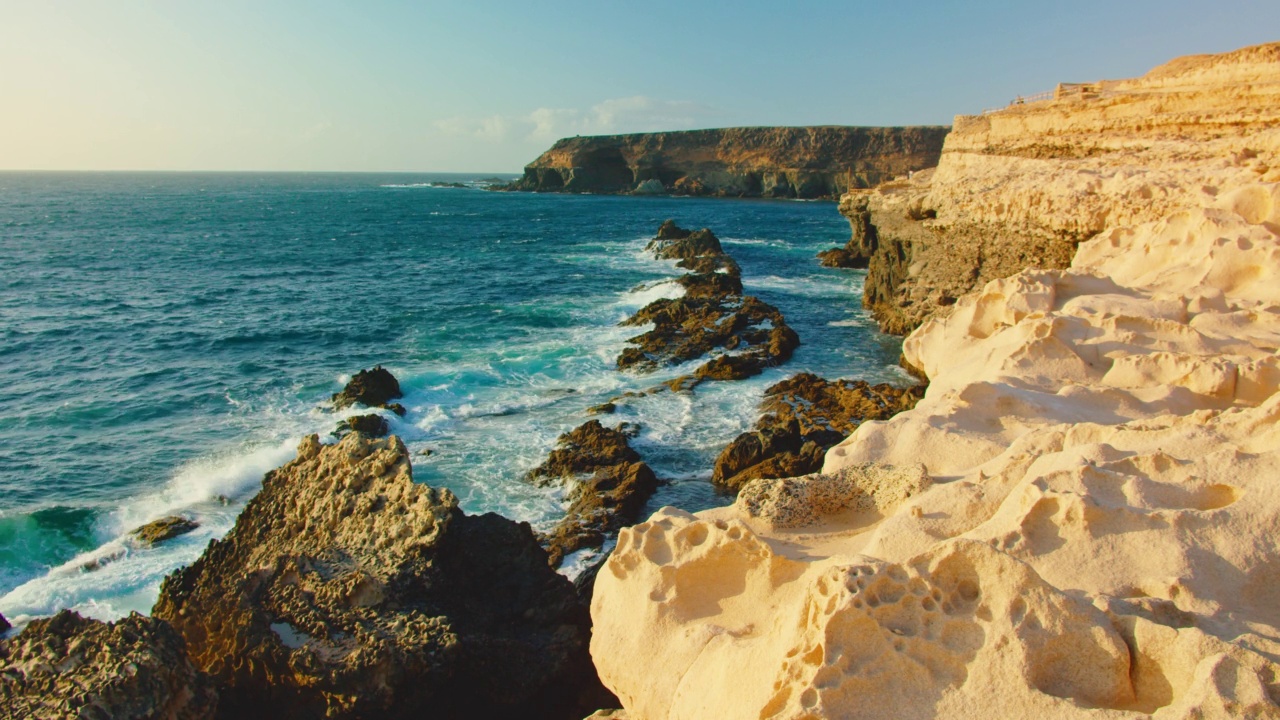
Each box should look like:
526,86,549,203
153,433,607,720
0,610,217,720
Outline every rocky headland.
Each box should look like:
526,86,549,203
591,42,1280,718
509,126,949,199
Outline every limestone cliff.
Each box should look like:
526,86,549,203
589,43,1280,720
844,41,1280,334
510,126,949,199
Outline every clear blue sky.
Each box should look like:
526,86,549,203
2,0,1276,172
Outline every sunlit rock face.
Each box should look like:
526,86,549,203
511,126,949,199
844,41,1280,335
590,42,1280,720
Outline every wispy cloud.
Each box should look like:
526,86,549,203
436,96,719,145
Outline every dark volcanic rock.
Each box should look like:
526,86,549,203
331,366,402,410
655,219,691,240
0,612,8,634
712,373,926,492
647,227,724,260
816,247,869,269
130,516,199,546
540,460,658,569
508,126,950,198
335,413,390,438
153,433,608,720
617,222,800,383
527,421,659,568
526,420,641,486
0,610,217,720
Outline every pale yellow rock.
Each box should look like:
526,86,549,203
591,42,1280,720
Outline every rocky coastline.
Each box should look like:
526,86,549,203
5,40,1278,720
592,41,1280,718
508,126,949,199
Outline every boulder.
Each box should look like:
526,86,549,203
334,413,389,438
0,610,217,720
526,421,641,486
129,516,199,546
331,366,402,410
153,433,608,720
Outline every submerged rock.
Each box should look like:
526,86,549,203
527,421,659,568
153,433,608,720
331,365,402,410
712,373,925,492
129,516,200,546
0,610,217,720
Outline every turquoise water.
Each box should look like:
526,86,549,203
0,172,906,623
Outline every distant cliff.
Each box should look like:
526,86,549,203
509,126,950,199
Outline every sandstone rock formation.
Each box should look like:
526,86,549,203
510,126,949,198
0,610,217,720
845,41,1280,334
589,43,1280,719
618,223,799,384
153,433,608,720
711,373,924,492
527,420,660,569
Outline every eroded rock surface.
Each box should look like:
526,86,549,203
153,433,607,720
508,126,949,198
618,223,799,384
847,41,1280,335
0,610,217,720
528,420,658,569
712,373,925,492
591,44,1280,720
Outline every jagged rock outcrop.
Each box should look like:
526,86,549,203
618,223,799,384
845,41,1280,334
153,433,608,720
590,44,1280,720
0,610,217,720
510,126,949,198
528,421,658,569
711,373,924,492
331,365,405,414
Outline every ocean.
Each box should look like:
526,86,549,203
0,171,906,625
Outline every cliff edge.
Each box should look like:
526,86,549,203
510,126,949,199
590,43,1280,719
843,41,1280,334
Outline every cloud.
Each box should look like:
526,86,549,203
434,113,512,141
525,96,716,141
436,97,719,147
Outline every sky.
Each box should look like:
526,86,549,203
2,1,1277,172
